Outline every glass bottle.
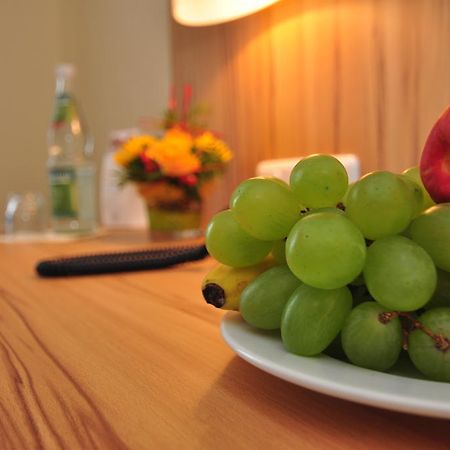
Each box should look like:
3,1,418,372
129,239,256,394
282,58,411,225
47,64,96,233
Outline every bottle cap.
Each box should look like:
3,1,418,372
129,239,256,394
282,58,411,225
55,63,76,79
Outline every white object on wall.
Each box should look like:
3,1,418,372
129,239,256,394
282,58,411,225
100,130,147,229
172,0,280,26
256,154,361,183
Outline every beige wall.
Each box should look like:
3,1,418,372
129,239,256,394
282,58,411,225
0,0,171,224
0,0,61,213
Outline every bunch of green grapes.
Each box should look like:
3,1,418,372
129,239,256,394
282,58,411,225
204,155,450,382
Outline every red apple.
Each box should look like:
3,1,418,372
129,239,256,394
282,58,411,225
420,105,450,203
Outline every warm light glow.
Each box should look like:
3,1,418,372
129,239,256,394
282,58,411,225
172,0,280,26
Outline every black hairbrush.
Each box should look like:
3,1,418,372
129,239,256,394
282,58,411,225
36,244,208,277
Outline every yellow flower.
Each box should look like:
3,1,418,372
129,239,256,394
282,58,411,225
146,129,200,176
164,127,194,147
114,135,156,166
194,131,232,162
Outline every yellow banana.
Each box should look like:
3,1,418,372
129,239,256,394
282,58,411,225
202,258,276,310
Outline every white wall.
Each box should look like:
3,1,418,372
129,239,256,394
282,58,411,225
0,0,171,224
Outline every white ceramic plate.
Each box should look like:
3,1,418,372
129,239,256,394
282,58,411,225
221,312,450,419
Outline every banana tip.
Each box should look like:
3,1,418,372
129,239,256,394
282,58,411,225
202,283,225,308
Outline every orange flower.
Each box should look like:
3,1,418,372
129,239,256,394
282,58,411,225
114,126,232,182
194,131,232,162
114,135,156,166
145,128,201,176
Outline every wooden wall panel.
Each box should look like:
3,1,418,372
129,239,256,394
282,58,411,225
172,0,450,215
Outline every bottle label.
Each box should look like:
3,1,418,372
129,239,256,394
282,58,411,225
51,94,74,129
49,168,78,217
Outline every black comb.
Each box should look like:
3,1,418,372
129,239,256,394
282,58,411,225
36,244,208,277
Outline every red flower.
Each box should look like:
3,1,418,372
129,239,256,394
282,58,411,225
179,174,198,186
140,153,158,172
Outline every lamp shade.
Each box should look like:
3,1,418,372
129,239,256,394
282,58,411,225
172,0,280,26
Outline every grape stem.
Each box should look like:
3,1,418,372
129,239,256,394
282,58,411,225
378,311,450,352
401,327,409,351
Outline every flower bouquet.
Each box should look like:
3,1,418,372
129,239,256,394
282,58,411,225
114,92,232,239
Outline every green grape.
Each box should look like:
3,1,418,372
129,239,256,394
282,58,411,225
426,269,450,309
346,171,414,240
341,302,402,371
281,284,352,356
409,204,450,271
230,177,302,241
408,308,450,382
271,239,287,264
262,176,291,188
363,235,437,311
205,210,272,267
398,174,423,217
286,211,366,289
342,182,354,208
289,154,348,208
240,265,301,330
402,166,435,210
300,207,345,219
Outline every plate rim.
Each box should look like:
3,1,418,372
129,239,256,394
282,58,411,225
221,312,450,419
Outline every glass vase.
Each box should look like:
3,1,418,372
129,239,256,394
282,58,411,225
136,181,204,240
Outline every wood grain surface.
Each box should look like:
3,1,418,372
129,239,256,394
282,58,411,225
0,231,450,449
172,0,450,218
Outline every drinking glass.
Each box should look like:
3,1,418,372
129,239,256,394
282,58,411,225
4,192,48,237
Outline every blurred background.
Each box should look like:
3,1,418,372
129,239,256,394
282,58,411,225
1,0,450,228
0,0,170,223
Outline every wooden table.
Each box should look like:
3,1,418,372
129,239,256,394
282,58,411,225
1,231,449,450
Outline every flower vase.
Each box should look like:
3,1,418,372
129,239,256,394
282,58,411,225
136,182,205,240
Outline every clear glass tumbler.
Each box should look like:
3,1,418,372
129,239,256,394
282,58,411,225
4,192,48,237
